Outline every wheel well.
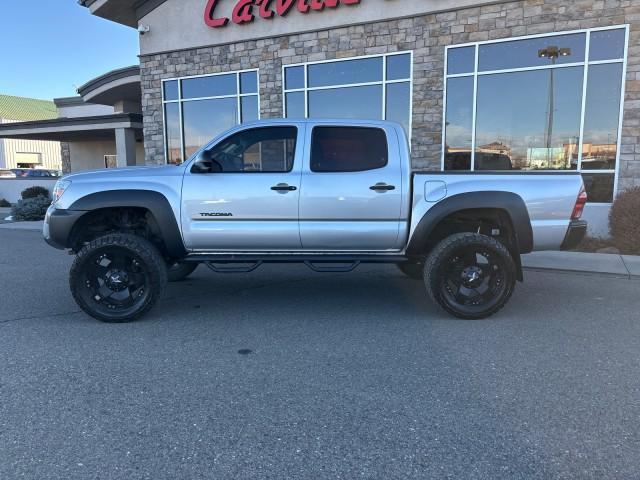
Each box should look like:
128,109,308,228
69,207,168,258
416,208,523,279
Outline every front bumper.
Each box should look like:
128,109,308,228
561,220,588,251
43,206,86,250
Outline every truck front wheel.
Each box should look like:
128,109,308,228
424,233,516,320
69,233,168,323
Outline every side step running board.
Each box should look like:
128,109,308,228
304,261,360,273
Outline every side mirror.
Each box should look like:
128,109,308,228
191,151,222,174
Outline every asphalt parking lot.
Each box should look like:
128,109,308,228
1,229,639,480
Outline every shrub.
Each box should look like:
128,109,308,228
21,186,50,200
0,198,10,207
11,195,51,221
609,186,640,254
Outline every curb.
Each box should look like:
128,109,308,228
522,251,640,280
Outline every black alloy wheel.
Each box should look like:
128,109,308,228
425,233,516,319
70,233,167,322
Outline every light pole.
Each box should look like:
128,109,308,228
538,46,571,167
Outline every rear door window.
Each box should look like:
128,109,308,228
310,127,388,172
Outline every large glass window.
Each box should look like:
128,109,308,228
162,70,259,164
283,53,413,139
443,27,628,203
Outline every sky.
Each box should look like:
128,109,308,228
0,0,139,100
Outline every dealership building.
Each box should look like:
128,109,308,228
76,0,639,235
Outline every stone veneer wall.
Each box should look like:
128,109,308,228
140,0,640,190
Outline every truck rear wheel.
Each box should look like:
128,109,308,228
424,233,516,320
167,261,198,282
70,233,167,323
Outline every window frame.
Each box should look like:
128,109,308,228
442,25,630,205
161,68,261,165
282,52,414,143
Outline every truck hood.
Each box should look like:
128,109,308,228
63,165,185,182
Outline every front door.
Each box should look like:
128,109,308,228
181,125,303,251
299,124,404,251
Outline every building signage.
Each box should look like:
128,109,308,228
204,0,362,28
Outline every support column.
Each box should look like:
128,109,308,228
115,128,137,168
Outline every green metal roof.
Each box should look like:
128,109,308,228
0,94,57,121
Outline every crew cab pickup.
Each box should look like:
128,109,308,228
44,119,587,322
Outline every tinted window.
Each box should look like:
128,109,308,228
164,103,182,165
311,127,388,172
208,127,297,173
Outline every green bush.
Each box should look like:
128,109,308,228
609,186,640,255
21,186,50,200
11,195,51,221
0,198,10,207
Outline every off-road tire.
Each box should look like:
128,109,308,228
424,233,516,320
396,261,424,280
167,261,198,282
70,233,167,323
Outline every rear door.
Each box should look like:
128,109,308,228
181,125,304,251
298,124,403,251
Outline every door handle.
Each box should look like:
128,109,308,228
370,183,396,192
271,183,297,192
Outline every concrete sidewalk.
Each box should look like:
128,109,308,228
523,251,639,279
0,220,44,231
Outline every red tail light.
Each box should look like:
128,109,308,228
571,186,587,220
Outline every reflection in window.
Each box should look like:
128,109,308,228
444,27,627,203
444,76,474,170
285,92,305,118
164,103,182,165
479,33,585,71
284,53,412,138
309,86,382,120
308,57,383,88
183,98,238,158
589,29,626,61
475,68,583,171
582,63,623,170
447,46,475,75
209,127,297,173
162,70,259,164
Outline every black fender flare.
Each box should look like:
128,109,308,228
68,190,187,258
406,191,534,256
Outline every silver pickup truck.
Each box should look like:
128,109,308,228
44,119,587,322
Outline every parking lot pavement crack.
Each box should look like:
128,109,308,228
0,309,83,326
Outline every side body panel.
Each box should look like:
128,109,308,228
180,124,306,251
298,122,410,251
408,174,584,252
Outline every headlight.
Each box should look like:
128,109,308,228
52,179,71,204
